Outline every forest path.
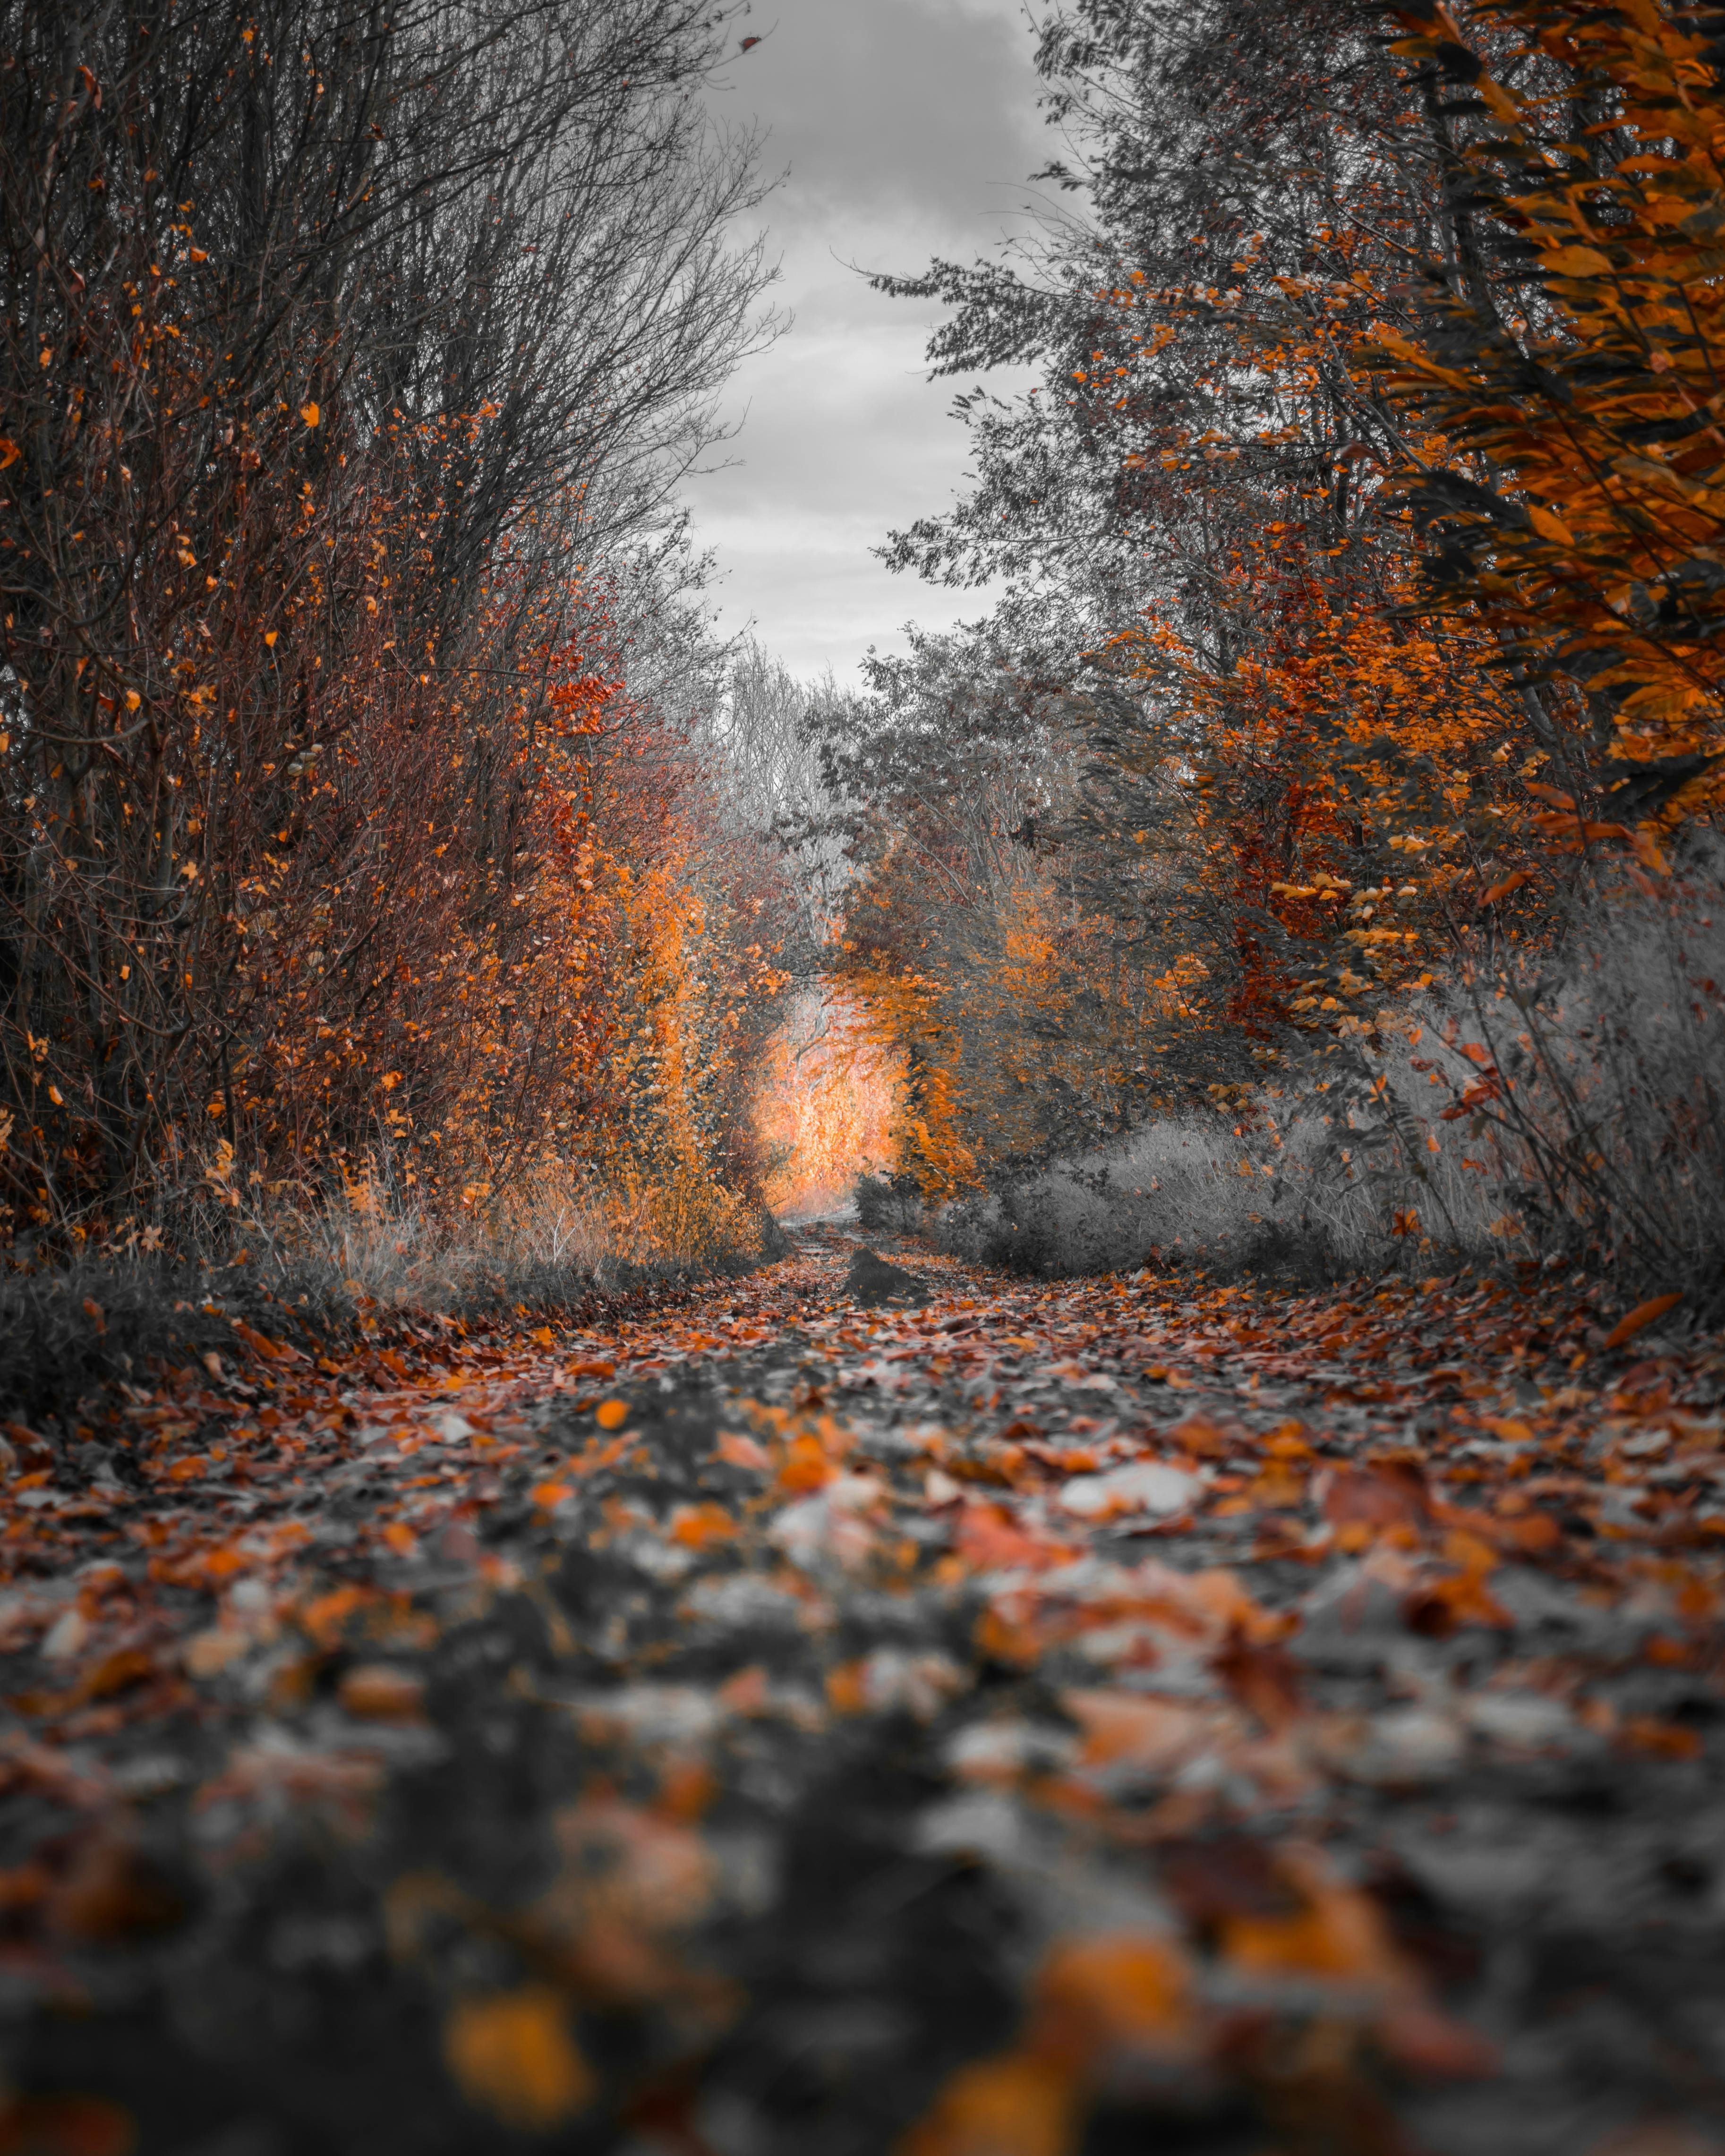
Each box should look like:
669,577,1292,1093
4,1227,1724,2156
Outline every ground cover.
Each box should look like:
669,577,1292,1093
1,1228,1721,2156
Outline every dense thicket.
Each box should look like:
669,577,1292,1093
0,0,785,1256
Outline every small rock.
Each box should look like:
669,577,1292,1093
1462,1690,1579,1749
1323,1705,1466,1786
1059,1460,1198,1519
41,1607,89,1662
1397,1834,1554,1915
844,1247,930,1305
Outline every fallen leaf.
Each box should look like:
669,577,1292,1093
338,1665,425,1721
1603,1294,1684,1351
1030,1931,1196,2065
897,2051,1079,2156
443,1986,593,2131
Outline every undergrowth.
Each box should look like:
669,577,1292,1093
932,861,1725,1307
1,1167,786,1433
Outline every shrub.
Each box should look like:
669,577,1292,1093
854,1172,927,1234
933,857,1725,1304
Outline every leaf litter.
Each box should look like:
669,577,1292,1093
2,1226,1723,2155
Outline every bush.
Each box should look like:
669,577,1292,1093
854,1172,926,1233
0,1169,786,1432
932,857,1725,1304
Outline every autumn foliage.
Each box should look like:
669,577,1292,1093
806,0,1725,1283
0,0,785,1265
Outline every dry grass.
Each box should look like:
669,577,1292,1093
0,1153,780,1431
934,854,1725,1302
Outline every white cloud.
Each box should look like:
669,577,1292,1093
684,0,1049,683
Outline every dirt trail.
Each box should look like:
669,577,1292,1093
3,1226,1724,2156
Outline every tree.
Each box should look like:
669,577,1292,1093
0,0,782,1239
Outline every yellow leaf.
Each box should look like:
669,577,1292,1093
444,1987,593,2131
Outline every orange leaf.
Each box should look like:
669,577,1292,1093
973,1604,1040,1669
777,1432,834,1492
825,1659,869,1714
1526,503,1574,547
897,2051,1079,2156
718,1664,770,1714
1320,1462,1429,1536
1478,870,1529,907
1602,1293,1682,1350
73,1649,155,1704
300,401,320,428
1404,1568,1511,1636
338,1664,425,1721
1542,244,1615,275
299,1585,374,1647
443,1987,593,2131
593,1398,630,1430
1221,1854,1405,1991
1620,1716,1702,1761
714,1430,770,1471
669,1501,736,1549
956,1500,1066,1571
1031,1933,1195,2066
1062,1689,1200,1772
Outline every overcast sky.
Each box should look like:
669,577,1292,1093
686,0,1050,687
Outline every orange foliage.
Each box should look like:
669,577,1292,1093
1375,1,1725,807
